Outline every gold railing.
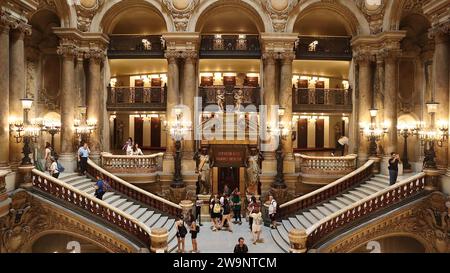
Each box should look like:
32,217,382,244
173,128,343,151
295,153,357,174
306,172,426,248
31,169,153,248
101,152,164,173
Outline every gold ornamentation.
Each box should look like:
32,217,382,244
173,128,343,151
162,0,199,31
75,0,105,32
261,0,299,32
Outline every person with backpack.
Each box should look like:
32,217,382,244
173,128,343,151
221,196,233,232
211,196,222,231
247,196,258,232
94,175,110,200
268,195,278,229
49,157,59,178
250,207,263,245
189,218,200,253
175,216,187,253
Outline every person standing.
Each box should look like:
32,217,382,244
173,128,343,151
132,143,144,155
211,196,222,231
247,196,258,232
122,137,133,154
221,196,233,232
175,216,187,253
189,219,199,253
268,195,278,229
250,207,263,245
94,175,110,200
233,237,249,253
49,157,59,179
388,152,401,185
77,142,90,175
195,196,203,226
44,142,53,171
231,190,242,224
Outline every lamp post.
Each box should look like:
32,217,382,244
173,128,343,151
397,123,414,171
9,97,43,166
359,108,389,157
169,107,192,188
42,120,61,148
268,108,290,189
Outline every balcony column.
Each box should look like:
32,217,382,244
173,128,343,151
279,51,295,173
432,31,449,169
383,50,400,156
356,54,373,164
57,43,77,172
0,23,10,169
181,50,197,160
164,51,181,172
9,24,31,169
86,48,105,163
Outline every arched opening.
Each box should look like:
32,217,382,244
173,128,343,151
293,9,352,36
351,235,427,253
31,233,110,253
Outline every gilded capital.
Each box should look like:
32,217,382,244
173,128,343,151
165,50,183,63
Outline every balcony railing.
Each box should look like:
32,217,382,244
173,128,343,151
295,36,352,61
108,35,165,59
200,34,261,58
199,85,261,110
295,154,357,174
107,86,166,111
101,152,164,174
293,87,352,113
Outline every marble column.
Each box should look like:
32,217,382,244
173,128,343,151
9,26,29,168
383,51,399,155
86,49,104,162
279,52,295,173
181,51,197,159
262,52,277,172
164,52,180,172
432,32,449,168
57,44,77,172
0,24,10,169
75,53,86,107
357,55,373,163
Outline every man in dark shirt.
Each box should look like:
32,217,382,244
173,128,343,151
388,152,401,185
234,237,248,253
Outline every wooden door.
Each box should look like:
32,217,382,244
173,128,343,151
134,117,144,147
315,118,325,149
150,117,161,148
134,79,144,103
298,118,308,149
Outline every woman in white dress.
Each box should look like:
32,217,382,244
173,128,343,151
250,207,263,244
132,143,144,155
44,142,52,171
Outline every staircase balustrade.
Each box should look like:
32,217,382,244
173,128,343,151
101,152,164,173
31,169,152,248
87,159,182,217
295,154,357,174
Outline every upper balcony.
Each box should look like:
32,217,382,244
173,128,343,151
108,35,165,59
199,34,261,59
293,87,352,113
107,86,166,111
199,85,261,110
295,36,352,61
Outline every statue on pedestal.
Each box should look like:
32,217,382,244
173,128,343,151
196,147,212,195
245,148,262,195
216,89,225,111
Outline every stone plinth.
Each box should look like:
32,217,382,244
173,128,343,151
288,229,308,253
18,165,34,189
0,170,11,217
369,156,382,174
424,168,442,192
198,194,211,222
58,153,77,173
179,199,194,220
182,172,198,201
150,227,169,253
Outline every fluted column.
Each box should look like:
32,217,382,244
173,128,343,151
0,24,10,169
181,51,197,159
262,52,277,172
57,43,77,171
279,51,295,172
86,48,105,161
432,31,449,169
357,55,373,163
9,25,30,168
383,50,400,155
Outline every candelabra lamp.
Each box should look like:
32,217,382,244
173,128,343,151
359,108,389,157
397,123,414,170
169,108,192,188
268,108,291,189
42,120,61,148
74,106,97,145
9,97,43,166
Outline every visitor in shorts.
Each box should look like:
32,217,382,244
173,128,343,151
175,216,187,253
189,219,200,253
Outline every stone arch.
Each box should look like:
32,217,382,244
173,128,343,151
28,1,77,28
348,232,433,253
90,0,174,33
384,0,430,31
286,0,370,36
188,0,270,33
25,230,114,253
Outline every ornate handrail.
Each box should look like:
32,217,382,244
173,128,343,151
306,172,426,248
278,160,374,218
293,88,352,105
87,159,182,217
107,86,166,105
101,152,164,173
295,154,357,174
296,35,352,60
31,169,152,248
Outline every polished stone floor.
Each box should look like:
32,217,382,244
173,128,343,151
174,219,283,253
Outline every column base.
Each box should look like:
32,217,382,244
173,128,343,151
18,165,34,189
423,168,442,192
197,194,212,223
440,172,450,195
58,153,77,173
90,152,101,165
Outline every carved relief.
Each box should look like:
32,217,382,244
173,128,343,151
74,0,105,32
162,0,199,31
261,0,299,32
355,0,386,34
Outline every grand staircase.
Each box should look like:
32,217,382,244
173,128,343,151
271,160,426,253
58,172,178,252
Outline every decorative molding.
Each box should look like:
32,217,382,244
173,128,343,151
162,0,199,32
74,0,105,32
355,0,386,34
261,0,299,32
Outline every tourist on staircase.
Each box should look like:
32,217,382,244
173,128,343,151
175,216,188,253
233,237,249,253
189,218,200,253
268,195,278,229
250,207,263,245
49,157,60,179
388,152,401,186
94,175,110,200
77,142,90,175
231,189,242,225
